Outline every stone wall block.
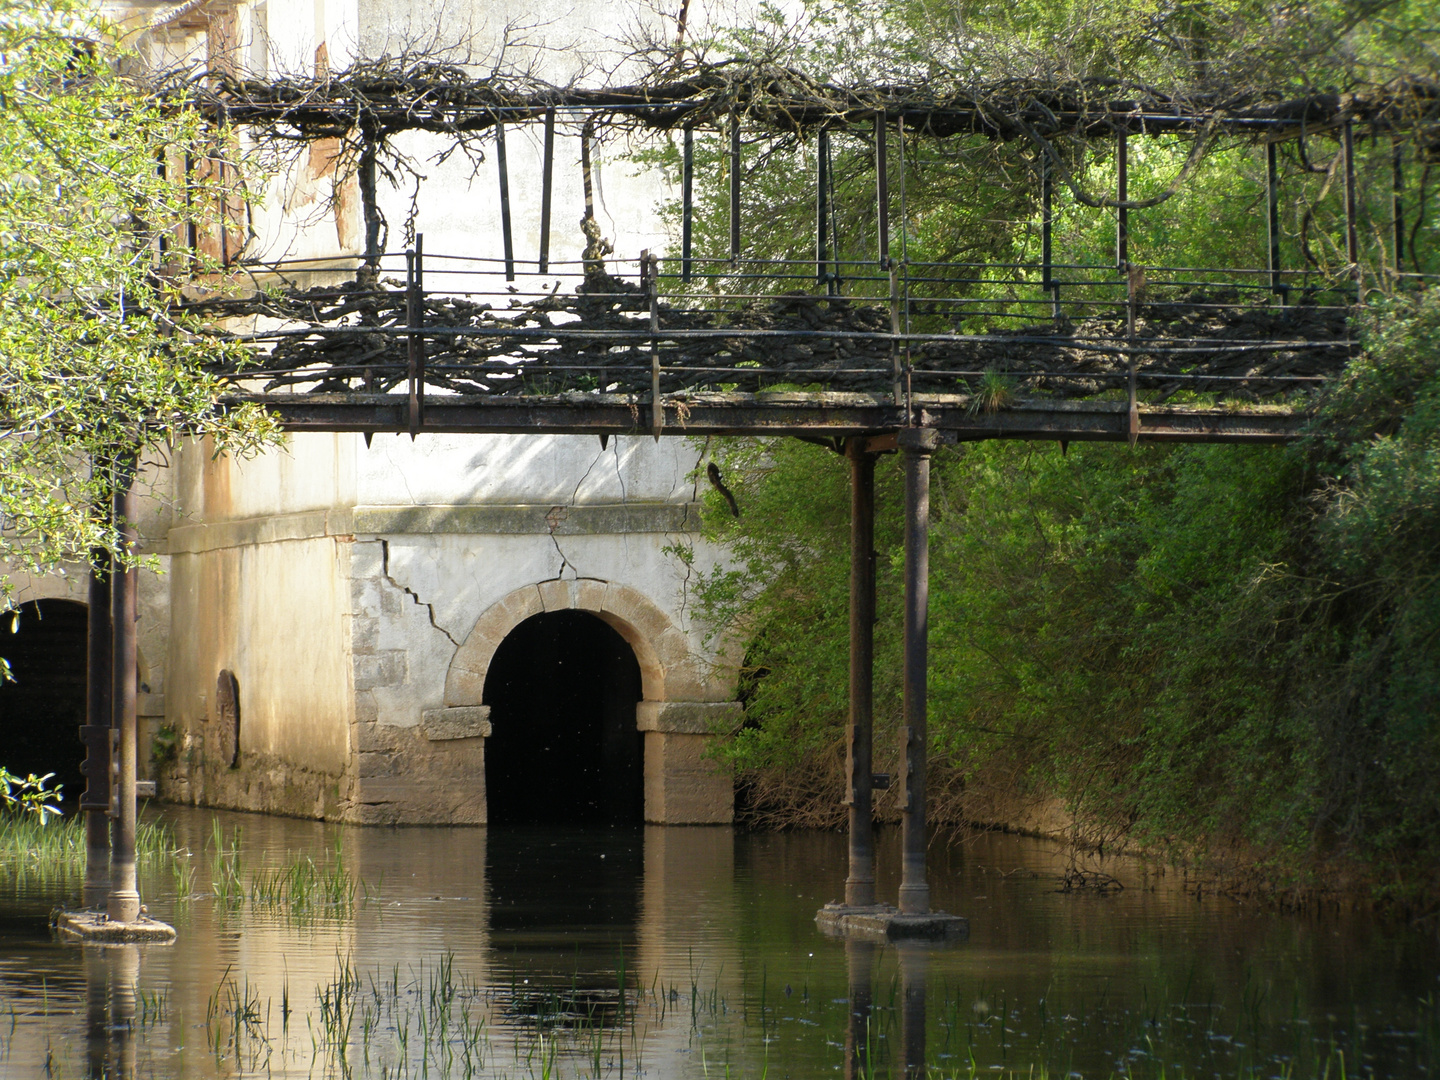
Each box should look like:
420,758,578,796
354,691,379,726
380,583,406,617
421,706,491,741
637,701,743,735
353,650,406,691
643,731,734,824
351,616,380,656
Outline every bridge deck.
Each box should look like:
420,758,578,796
238,390,1307,443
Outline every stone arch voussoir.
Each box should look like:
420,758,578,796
443,580,689,708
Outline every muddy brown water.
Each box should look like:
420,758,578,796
1,806,1437,1078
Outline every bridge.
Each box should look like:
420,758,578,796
73,65,1440,937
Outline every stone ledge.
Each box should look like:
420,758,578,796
421,706,492,741
56,910,177,943
354,503,703,537
636,701,742,735
815,902,969,942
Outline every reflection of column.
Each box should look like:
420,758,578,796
84,946,107,1079
844,940,876,1080
897,944,928,1080
84,943,139,1080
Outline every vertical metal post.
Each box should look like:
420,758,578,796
82,547,112,910
406,242,421,438
898,427,936,916
538,108,555,274
844,939,876,1080
1267,141,1284,300
889,262,903,406
1042,153,1059,318
729,115,741,263
1343,119,1360,294
1393,138,1404,275
681,124,694,283
359,128,382,275
817,129,831,288
845,438,876,909
1116,129,1129,272
648,251,662,441
107,456,140,925
898,944,929,1080
496,121,515,282
875,114,889,267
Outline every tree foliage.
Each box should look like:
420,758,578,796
0,0,276,587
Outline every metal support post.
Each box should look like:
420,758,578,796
1343,120,1360,295
538,109,555,274
817,128,831,287
1393,138,1404,275
681,124,694,283
875,113,889,267
81,548,113,909
845,438,876,908
898,426,936,915
496,121,515,281
1116,129,1129,272
1267,141,1284,301
648,250,662,441
1042,154,1059,318
406,235,425,438
107,457,140,925
729,115,742,263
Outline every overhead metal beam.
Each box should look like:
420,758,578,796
232,392,1309,443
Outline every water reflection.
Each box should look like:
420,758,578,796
83,944,138,1080
0,811,1436,1078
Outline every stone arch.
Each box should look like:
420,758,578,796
444,579,697,709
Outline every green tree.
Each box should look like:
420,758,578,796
0,0,276,591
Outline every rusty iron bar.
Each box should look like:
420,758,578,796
730,116,742,262
1116,128,1129,271
496,121,515,281
817,128,831,287
1042,153,1060,318
898,426,936,916
1393,138,1405,274
81,544,113,910
845,940,877,1080
1267,141,1285,301
107,456,140,925
875,113,889,266
539,108,555,274
845,437,877,908
682,124,694,283
1344,120,1360,291
648,250,662,440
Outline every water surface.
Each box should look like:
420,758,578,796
0,806,1435,1078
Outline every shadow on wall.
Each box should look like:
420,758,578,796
483,611,643,826
0,600,88,799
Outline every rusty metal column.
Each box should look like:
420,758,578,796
81,549,113,909
108,457,141,925
898,427,936,914
845,438,877,907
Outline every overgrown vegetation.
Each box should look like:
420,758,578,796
672,0,1440,900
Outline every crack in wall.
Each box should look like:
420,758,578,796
379,538,462,646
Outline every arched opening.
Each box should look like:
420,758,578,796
483,610,644,826
215,670,240,768
0,600,89,802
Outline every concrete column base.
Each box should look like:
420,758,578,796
56,910,176,943
815,901,969,942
